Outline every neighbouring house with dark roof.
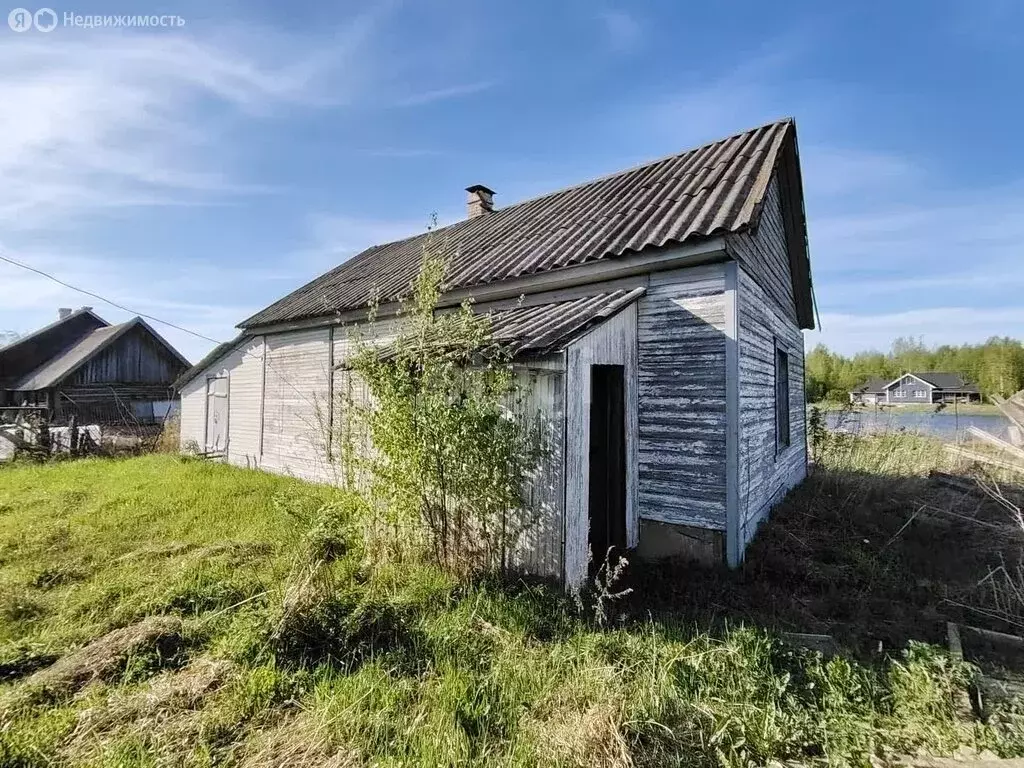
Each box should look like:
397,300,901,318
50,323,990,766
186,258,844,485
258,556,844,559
849,373,981,405
0,308,190,425
175,119,816,589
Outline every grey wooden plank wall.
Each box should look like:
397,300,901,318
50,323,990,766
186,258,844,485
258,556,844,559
736,262,807,548
726,174,798,326
507,361,565,580
637,265,728,531
71,326,181,384
564,303,639,591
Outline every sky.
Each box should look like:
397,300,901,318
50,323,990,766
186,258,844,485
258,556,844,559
0,0,1022,362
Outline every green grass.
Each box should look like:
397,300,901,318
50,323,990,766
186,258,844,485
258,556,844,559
0,454,1022,767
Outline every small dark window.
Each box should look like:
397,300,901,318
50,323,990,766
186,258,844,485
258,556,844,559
775,345,791,451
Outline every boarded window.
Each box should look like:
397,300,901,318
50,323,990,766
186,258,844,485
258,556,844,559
775,345,791,451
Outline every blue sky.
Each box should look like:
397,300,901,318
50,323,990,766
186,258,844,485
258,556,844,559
1,0,1022,362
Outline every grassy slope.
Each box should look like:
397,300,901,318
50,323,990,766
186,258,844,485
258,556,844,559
0,454,1022,767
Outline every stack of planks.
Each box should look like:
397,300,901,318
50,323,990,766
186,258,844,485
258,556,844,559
945,390,1024,475
992,390,1024,447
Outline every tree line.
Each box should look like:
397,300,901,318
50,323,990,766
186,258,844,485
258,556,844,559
805,336,1024,403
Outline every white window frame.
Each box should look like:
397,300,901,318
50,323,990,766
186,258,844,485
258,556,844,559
914,389,927,399
894,389,906,398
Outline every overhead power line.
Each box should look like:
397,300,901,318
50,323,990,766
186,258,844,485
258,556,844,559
0,252,321,409
0,252,223,345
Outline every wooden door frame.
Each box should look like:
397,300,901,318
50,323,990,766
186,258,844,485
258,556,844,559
204,374,230,456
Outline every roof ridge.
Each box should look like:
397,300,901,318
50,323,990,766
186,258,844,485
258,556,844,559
0,308,108,355
239,117,807,330
493,117,794,215
354,117,796,254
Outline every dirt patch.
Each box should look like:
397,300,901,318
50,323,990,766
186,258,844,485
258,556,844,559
31,564,88,590
636,469,1024,657
0,644,58,682
22,616,183,701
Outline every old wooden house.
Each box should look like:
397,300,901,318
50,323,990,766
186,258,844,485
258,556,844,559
0,308,190,425
176,119,816,588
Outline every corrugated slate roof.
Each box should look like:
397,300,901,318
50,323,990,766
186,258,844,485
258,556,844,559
242,119,797,329
11,318,190,391
484,287,644,357
12,323,131,390
368,289,646,365
178,290,643,390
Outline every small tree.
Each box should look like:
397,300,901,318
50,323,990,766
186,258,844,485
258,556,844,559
344,238,546,575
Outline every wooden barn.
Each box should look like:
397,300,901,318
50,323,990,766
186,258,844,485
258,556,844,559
176,119,816,589
0,308,190,425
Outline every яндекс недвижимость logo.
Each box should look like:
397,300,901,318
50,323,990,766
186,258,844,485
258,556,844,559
7,8,184,31
8,7,56,31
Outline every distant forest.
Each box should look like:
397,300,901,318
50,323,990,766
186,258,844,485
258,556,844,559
805,336,1024,402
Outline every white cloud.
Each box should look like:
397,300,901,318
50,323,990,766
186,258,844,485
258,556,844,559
598,10,642,53
0,20,381,229
392,80,496,107
801,145,922,200
0,14,393,361
809,184,1024,290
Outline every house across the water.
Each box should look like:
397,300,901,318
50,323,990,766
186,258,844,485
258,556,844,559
849,373,981,406
175,118,816,589
0,308,190,425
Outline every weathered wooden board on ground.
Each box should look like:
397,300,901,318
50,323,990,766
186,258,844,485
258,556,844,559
945,445,1024,475
992,392,1024,440
966,426,1024,463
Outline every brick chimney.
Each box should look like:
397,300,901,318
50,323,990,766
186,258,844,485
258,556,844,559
466,184,495,218
58,307,73,320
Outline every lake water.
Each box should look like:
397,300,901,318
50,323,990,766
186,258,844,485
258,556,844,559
823,409,1013,441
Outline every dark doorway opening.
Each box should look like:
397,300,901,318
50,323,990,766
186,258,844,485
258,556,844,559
588,364,627,574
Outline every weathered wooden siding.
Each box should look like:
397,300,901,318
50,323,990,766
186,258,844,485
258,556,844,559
261,329,333,483
726,174,798,324
178,375,206,452
331,319,566,581
507,359,565,580
637,265,728,531
736,264,807,549
564,303,638,591
188,337,268,469
55,384,174,424
69,326,183,385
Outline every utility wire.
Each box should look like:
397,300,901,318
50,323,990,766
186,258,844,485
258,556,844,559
0,253,223,345
0,252,324,411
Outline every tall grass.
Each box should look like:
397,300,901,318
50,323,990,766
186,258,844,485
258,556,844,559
0,456,1022,766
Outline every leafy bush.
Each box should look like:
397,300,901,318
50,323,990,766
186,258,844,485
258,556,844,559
342,242,546,575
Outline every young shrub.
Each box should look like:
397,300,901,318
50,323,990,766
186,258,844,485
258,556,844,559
342,238,547,576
